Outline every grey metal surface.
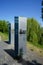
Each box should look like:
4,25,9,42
11,31,14,44
19,34,26,55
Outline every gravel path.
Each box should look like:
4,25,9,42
0,41,43,65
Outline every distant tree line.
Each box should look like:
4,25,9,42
0,20,9,33
27,18,43,45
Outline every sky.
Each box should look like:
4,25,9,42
0,0,43,29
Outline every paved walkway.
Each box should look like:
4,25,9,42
0,41,43,65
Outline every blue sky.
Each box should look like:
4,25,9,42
0,0,43,27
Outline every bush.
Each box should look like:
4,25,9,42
27,18,43,45
0,20,9,33
30,31,38,44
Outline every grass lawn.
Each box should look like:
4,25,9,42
27,42,43,57
0,32,8,41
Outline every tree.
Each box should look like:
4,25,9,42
27,18,41,45
39,27,43,45
0,20,9,33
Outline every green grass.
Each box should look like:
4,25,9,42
27,42,43,57
27,41,43,49
33,43,43,49
0,32,8,41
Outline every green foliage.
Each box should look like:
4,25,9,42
29,31,38,44
0,20,9,33
27,18,43,46
39,27,43,45
0,32,8,41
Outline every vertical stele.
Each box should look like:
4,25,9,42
14,16,27,58
41,0,43,21
8,23,11,44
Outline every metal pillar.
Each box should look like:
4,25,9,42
14,16,27,58
8,23,11,44
14,17,18,57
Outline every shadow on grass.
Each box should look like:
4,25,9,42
4,41,10,44
4,49,42,65
2,63,8,65
18,59,42,65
